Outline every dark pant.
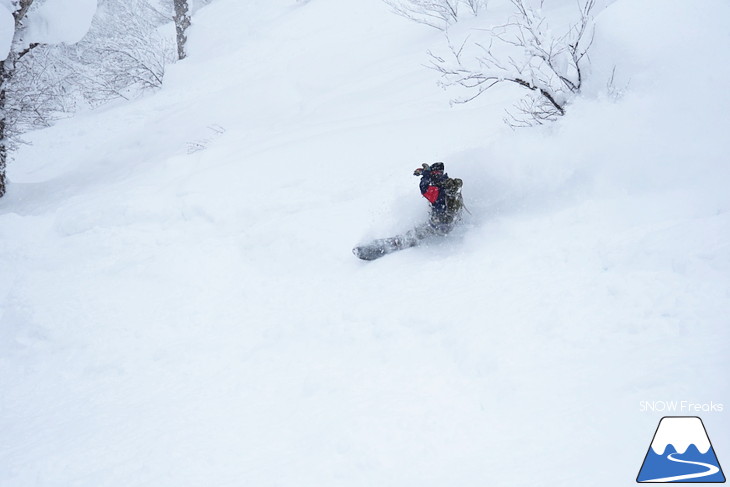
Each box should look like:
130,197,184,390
391,212,460,249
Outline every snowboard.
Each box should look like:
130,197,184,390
352,236,416,261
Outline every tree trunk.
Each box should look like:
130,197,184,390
173,0,191,60
1,60,10,198
1,0,36,198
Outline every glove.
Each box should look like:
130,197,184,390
413,163,430,177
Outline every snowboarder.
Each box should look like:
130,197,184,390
413,161,463,233
353,162,464,260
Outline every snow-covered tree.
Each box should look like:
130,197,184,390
1,0,34,198
428,0,596,126
0,0,96,198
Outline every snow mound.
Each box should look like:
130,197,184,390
0,3,14,59
23,0,96,46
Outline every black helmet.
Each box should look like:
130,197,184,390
430,162,445,171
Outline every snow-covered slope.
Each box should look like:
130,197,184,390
1,0,728,485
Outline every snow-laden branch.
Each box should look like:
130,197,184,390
428,0,597,126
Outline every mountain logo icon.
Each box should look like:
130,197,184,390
637,416,726,483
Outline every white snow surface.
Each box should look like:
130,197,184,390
650,417,712,455
0,2,13,59
1,0,729,485
23,0,96,46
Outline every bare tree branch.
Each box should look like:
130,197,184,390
383,0,488,30
427,0,597,126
